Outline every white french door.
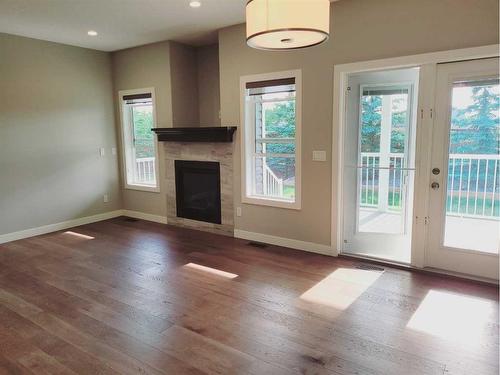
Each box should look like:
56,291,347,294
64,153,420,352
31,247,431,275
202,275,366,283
426,58,499,280
342,68,419,263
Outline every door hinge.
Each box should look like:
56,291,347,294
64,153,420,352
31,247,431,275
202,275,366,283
420,108,434,119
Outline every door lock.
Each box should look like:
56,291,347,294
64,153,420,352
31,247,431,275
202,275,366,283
432,167,440,175
431,182,440,190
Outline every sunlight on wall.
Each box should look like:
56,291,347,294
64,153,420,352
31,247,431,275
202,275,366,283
299,268,383,310
407,290,494,345
183,263,238,279
63,231,95,240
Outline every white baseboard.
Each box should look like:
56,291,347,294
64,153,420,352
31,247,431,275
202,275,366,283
1,210,330,259
0,210,123,245
121,210,168,224
234,229,334,256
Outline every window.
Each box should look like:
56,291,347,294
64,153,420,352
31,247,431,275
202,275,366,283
119,88,160,192
241,70,301,209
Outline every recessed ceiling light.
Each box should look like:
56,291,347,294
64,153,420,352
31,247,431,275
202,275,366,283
189,1,201,8
87,30,98,36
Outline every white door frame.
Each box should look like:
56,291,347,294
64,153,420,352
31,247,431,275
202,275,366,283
332,45,500,271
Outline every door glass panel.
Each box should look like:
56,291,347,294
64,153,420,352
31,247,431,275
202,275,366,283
357,86,411,234
443,78,500,253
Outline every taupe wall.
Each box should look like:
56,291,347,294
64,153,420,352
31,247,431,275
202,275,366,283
0,33,120,235
219,0,499,246
170,41,199,127
111,41,172,216
111,41,222,216
197,44,221,127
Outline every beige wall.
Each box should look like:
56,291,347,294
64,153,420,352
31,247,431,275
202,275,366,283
170,41,199,127
197,44,221,127
219,0,499,246
111,40,222,216
111,41,172,216
0,33,120,235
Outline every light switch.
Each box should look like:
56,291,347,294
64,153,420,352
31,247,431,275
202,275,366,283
111,147,117,155
99,147,105,157
312,150,327,161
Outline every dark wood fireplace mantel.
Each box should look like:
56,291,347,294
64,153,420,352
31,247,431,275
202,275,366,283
152,127,237,143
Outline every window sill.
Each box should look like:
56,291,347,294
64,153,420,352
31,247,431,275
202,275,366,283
242,195,301,210
124,184,160,193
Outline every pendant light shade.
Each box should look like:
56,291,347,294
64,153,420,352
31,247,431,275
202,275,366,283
246,0,330,51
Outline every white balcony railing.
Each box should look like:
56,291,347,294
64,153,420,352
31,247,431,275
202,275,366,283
135,157,156,184
447,154,499,219
360,152,500,219
263,164,284,197
360,152,405,210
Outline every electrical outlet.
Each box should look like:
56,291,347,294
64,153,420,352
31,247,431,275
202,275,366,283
103,194,109,203
236,207,242,217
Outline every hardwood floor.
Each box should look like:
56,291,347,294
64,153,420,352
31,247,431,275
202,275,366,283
0,217,498,375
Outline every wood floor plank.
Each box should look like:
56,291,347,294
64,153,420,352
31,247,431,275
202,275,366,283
17,349,77,375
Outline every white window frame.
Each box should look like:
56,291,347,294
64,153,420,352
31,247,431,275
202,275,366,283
118,87,160,193
240,70,302,209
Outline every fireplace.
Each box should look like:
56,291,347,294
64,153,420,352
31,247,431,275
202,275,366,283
174,160,221,224
162,139,234,236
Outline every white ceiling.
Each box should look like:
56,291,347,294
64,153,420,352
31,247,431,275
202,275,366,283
0,0,248,51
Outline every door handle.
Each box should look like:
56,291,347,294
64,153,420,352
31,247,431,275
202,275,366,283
431,182,440,190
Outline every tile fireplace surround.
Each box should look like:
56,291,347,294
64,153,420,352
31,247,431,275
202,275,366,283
164,141,234,236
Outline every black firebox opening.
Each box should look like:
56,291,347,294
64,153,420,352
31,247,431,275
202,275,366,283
174,160,222,224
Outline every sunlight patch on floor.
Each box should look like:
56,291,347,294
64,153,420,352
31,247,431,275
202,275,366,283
407,290,494,345
183,263,238,279
299,268,383,310
63,231,95,240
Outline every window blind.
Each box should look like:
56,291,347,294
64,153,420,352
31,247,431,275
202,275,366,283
246,78,295,96
123,93,152,104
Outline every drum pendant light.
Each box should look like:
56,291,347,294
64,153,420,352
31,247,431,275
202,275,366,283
246,0,330,51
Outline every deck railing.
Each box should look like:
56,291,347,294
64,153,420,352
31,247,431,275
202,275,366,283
135,157,156,184
263,164,284,197
446,154,499,218
360,152,405,210
360,152,500,219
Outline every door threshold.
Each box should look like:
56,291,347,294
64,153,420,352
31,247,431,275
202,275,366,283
339,252,411,270
339,253,498,286
420,267,498,286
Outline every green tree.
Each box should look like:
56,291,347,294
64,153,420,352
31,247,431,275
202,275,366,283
361,95,381,152
263,101,296,179
264,101,296,139
361,95,408,154
450,85,499,154
132,106,154,158
391,96,407,153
